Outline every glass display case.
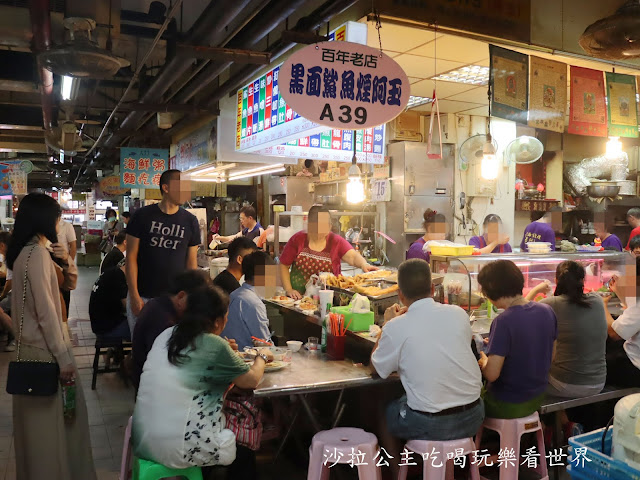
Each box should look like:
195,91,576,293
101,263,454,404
430,252,633,314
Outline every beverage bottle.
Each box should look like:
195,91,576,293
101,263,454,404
61,378,76,422
321,314,328,353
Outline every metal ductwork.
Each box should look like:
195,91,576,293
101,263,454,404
28,0,55,131
100,0,255,151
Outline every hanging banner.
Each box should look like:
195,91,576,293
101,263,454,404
174,119,217,171
605,72,638,138
0,160,31,195
120,148,169,188
568,66,607,137
99,176,130,197
280,41,409,130
490,45,528,124
528,56,567,133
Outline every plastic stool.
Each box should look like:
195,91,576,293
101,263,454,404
308,427,381,480
398,437,480,480
119,417,133,480
475,412,549,480
132,457,203,480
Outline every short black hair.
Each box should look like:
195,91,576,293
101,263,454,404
228,236,257,265
398,259,432,301
121,212,131,219
167,269,211,296
114,231,127,245
628,208,640,220
242,251,275,283
478,260,524,301
630,236,640,250
0,232,11,246
105,208,117,220
159,169,181,194
240,205,256,221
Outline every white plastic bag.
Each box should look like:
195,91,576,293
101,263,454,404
350,293,371,314
304,274,321,298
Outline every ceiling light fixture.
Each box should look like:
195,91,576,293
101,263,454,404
605,136,623,158
228,166,285,181
431,65,490,85
346,143,365,204
192,176,225,183
61,75,78,100
191,162,237,176
406,95,433,109
481,82,499,180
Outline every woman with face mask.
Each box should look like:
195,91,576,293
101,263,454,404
279,205,377,299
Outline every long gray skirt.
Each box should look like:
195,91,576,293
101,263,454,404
12,345,97,480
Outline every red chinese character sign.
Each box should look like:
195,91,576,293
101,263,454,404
120,148,168,188
279,41,409,130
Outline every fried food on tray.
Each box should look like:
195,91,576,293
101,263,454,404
353,284,399,297
298,302,316,311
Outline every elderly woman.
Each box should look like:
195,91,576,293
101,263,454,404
280,205,377,299
7,193,95,480
477,260,557,419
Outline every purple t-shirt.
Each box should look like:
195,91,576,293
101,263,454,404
469,235,513,253
406,237,430,262
486,302,557,403
520,222,556,251
601,234,623,251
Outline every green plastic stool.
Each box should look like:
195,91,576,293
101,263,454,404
132,457,203,480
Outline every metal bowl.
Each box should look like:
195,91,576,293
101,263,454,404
586,184,621,197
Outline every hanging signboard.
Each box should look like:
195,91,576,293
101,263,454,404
568,66,607,137
279,41,409,131
120,147,169,188
99,176,130,197
490,45,528,124
605,72,639,138
173,119,217,171
0,160,31,195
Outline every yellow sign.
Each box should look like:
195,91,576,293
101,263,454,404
99,176,130,196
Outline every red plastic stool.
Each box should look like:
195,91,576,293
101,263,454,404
307,427,381,480
398,437,480,480
475,412,549,480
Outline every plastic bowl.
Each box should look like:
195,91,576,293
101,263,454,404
286,341,303,352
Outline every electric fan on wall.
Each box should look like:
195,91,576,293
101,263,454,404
458,134,497,171
503,136,544,165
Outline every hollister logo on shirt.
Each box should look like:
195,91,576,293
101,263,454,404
149,221,185,250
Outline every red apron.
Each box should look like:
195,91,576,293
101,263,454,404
289,238,334,294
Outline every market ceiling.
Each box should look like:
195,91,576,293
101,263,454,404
0,0,360,191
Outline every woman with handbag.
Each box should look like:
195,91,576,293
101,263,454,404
6,193,96,480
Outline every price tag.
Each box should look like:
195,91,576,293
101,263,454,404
371,179,391,202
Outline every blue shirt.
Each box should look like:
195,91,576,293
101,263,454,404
222,283,271,349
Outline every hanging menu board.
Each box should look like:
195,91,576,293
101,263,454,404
233,22,384,163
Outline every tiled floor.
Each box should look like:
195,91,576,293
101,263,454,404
0,266,135,480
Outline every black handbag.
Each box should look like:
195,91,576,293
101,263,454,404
6,246,60,396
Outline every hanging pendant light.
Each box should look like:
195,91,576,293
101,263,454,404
605,136,623,158
346,140,364,204
481,133,498,180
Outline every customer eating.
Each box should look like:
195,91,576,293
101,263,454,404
213,236,257,295
477,260,557,418
469,214,512,254
630,236,640,257
132,285,274,470
406,208,447,262
371,258,483,473
280,205,376,299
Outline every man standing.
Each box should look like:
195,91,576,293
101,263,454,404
100,231,126,275
213,237,257,295
57,217,77,314
215,205,263,244
126,169,201,334
626,208,640,250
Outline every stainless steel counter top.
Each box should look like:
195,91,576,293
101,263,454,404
253,349,394,398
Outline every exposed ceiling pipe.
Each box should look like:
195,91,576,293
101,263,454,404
173,0,309,104
100,0,255,152
28,0,55,131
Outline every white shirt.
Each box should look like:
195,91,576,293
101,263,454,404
371,297,482,413
612,302,640,370
57,219,77,252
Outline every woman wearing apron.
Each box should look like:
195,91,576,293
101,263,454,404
469,214,512,254
280,205,377,299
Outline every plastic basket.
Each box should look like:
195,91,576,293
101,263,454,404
430,245,474,256
568,428,640,480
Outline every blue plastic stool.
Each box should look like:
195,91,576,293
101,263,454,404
132,457,203,480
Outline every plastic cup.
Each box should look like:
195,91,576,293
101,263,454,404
319,290,334,318
307,337,319,352
327,334,345,360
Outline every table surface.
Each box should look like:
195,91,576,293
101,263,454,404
253,349,394,398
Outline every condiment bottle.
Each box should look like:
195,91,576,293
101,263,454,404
321,314,328,352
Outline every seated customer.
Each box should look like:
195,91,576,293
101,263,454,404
630,236,640,257
100,231,126,274
213,236,257,295
530,261,607,397
477,260,557,419
371,259,484,448
222,251,275,349
132,285,274,469
131,269,210,388
89,258,130,341
604,256,640,387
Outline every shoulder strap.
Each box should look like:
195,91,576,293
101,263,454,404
16,245,54,363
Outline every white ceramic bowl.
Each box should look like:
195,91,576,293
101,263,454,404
286,340,303,352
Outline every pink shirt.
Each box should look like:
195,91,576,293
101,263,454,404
280,231,353,275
